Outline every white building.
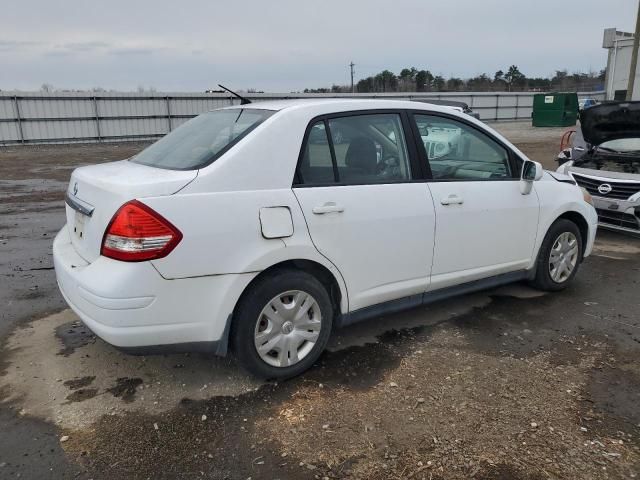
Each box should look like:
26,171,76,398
603,28,638,100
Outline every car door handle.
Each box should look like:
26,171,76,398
312,202,345,214
440,194,464,205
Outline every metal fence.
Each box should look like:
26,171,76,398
0,90,606,145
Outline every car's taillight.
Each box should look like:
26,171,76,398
101,200,182,262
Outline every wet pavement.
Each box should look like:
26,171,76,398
1,135,639,479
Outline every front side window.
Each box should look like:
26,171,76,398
132,108,273,170
296,113,412,185
414,114,512,181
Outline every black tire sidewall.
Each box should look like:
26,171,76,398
231,269,333,379
534,219,583,291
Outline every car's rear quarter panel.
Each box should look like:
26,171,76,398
146,189,299,278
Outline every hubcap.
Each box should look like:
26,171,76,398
282,321,294,334
549,231,579,283
254,290,322,368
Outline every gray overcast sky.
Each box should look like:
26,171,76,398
1,0,637,92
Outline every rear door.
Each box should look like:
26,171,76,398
411,112,540,290
293,111,436,312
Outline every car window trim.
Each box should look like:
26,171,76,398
408,110,522,182
405,110,432,179
324,119,341,182
293,109,423,188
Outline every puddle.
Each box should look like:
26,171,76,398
0,310,262,428
55,321,95,356
581,361,640,445
449,294,595,366
328,291,491,350
106,377,143,403
63,376,95,390
65,388,98,403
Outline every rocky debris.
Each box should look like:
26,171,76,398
251,327,640,479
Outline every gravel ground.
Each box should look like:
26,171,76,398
0,124,639,479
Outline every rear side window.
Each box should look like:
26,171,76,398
132,108,273,170
296,113,412,185
299,122,335,184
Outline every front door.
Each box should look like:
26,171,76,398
293,112,436,311
412,113,540,290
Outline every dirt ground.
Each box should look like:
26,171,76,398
1,123,639,479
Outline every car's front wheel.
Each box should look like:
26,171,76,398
531,219,583,291
231,269,333,379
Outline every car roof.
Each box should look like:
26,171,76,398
215,98,464,116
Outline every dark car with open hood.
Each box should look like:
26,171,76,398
557,101,640,235
411,99,481,120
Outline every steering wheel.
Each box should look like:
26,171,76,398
377,156,400,178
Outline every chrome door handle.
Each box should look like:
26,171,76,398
312,202,345,214
441,194,464,205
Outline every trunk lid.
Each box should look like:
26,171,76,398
580,101,640,146
65,160,196,262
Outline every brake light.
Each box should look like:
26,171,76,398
101,200,182,262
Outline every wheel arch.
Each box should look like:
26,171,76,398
555,210,589,259
528,207,591,277
232,258,346,324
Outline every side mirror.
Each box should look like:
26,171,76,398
520,160,543,194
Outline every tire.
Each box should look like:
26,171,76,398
231,269,333,379
531,219,583,291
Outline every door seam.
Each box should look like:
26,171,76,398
291,188,350,312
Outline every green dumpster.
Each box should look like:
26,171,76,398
532,92,578,127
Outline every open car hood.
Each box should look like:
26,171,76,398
580,101,640,146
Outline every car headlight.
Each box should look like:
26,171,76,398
581,187,594,207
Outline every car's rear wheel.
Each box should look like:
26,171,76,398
531,219,583,291
231,269,333,379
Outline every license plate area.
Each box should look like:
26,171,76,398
73,211,87,239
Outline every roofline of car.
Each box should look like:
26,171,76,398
209,99,469,115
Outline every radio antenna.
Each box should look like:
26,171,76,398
218,84,252,105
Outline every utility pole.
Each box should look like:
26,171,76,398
626,0,640,100
349,62,355,93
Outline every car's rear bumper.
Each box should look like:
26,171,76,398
53,225,254,353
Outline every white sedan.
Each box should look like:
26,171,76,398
54,99,598,378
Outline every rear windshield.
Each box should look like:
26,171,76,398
131,108,274,170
